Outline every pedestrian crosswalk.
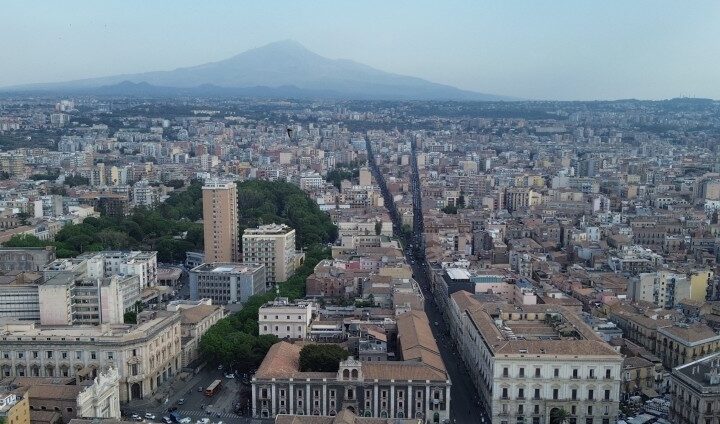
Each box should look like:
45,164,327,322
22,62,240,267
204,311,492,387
178,410,238,420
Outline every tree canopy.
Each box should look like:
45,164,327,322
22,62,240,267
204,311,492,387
299,344,349,372
198,245,330,371
235,180,337,249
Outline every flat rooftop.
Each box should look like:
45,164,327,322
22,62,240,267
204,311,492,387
191,262,264,274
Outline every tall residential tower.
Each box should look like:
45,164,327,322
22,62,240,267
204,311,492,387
202,180,239,262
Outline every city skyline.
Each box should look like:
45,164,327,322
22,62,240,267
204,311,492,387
1,0,719,100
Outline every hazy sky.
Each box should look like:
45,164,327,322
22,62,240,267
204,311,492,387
2,0,719,100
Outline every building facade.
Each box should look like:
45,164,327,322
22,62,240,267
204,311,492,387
0,310,181,403
258,298,313,340
242,224,299,284
252,343,450,422
669,352,720,424
189,262,266,305
448,291,623,424
202,180,239,263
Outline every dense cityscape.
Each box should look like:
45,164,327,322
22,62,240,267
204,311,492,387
0,94,718,424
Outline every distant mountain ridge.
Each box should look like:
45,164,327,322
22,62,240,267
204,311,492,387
4,40,512,101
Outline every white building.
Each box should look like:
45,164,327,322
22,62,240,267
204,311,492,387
0,310,181,403
258,298,314,340
449,291,622,424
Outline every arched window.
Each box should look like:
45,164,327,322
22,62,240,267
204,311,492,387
351,369,359,379
343,369,350,379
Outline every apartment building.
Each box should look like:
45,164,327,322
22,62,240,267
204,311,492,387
202,180,239,263
258,298,313,340
669,352,720,424
242,224,300,284
449,291,622,424
189,262,266,305
0,310,181,403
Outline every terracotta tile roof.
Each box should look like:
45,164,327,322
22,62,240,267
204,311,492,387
363,361,447,382
255,341,302,379
396,311,446,373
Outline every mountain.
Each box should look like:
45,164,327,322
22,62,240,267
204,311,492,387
4,40,511,101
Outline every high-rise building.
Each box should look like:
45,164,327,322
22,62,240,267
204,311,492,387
202,180,239,263
242,224,299,284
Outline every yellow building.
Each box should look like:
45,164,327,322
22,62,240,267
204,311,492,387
0,391,30,424
689,270,713,301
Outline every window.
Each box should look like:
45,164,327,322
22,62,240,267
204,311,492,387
518,388,524,399
91,351,97,360
503,367,509,377
588,390,594,400
534,389,540,399
107,352,114,360
604,390,610,401
519,367,525,377
587,405,593,414
535,368,541,377
571,389,577,400
571,405,576,415
554,368,560,377
518,404,524,414
502,388,508,399
572,369,578,378
61,351,67,359
552,389,558,400
605,369,611,379
32,351,38,359
47,351,53,359
534,405,539,414
589,369,595,379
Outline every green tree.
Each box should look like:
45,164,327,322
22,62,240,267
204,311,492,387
441,205,458,214
3,234,49,248
299,344,349,372
124,311,137,324
550,408,568,424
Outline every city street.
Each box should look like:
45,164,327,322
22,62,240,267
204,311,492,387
123,367,272,424
367,139,490,423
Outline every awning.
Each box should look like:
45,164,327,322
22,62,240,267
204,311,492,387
642,387,659,398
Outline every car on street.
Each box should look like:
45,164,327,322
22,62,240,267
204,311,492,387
162,417,172,424
177,399,185,405
217,364,223,370
197,419,210,424
224,373,235,379
198,386,203,392
131,414,142,421
145,413,156,420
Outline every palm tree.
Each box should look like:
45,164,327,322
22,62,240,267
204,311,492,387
550,407,569,424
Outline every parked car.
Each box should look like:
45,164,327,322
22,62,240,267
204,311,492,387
131,414,142,422
162,417,172,424
177,399,185,405
145,413,156,420
224,373,235,379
